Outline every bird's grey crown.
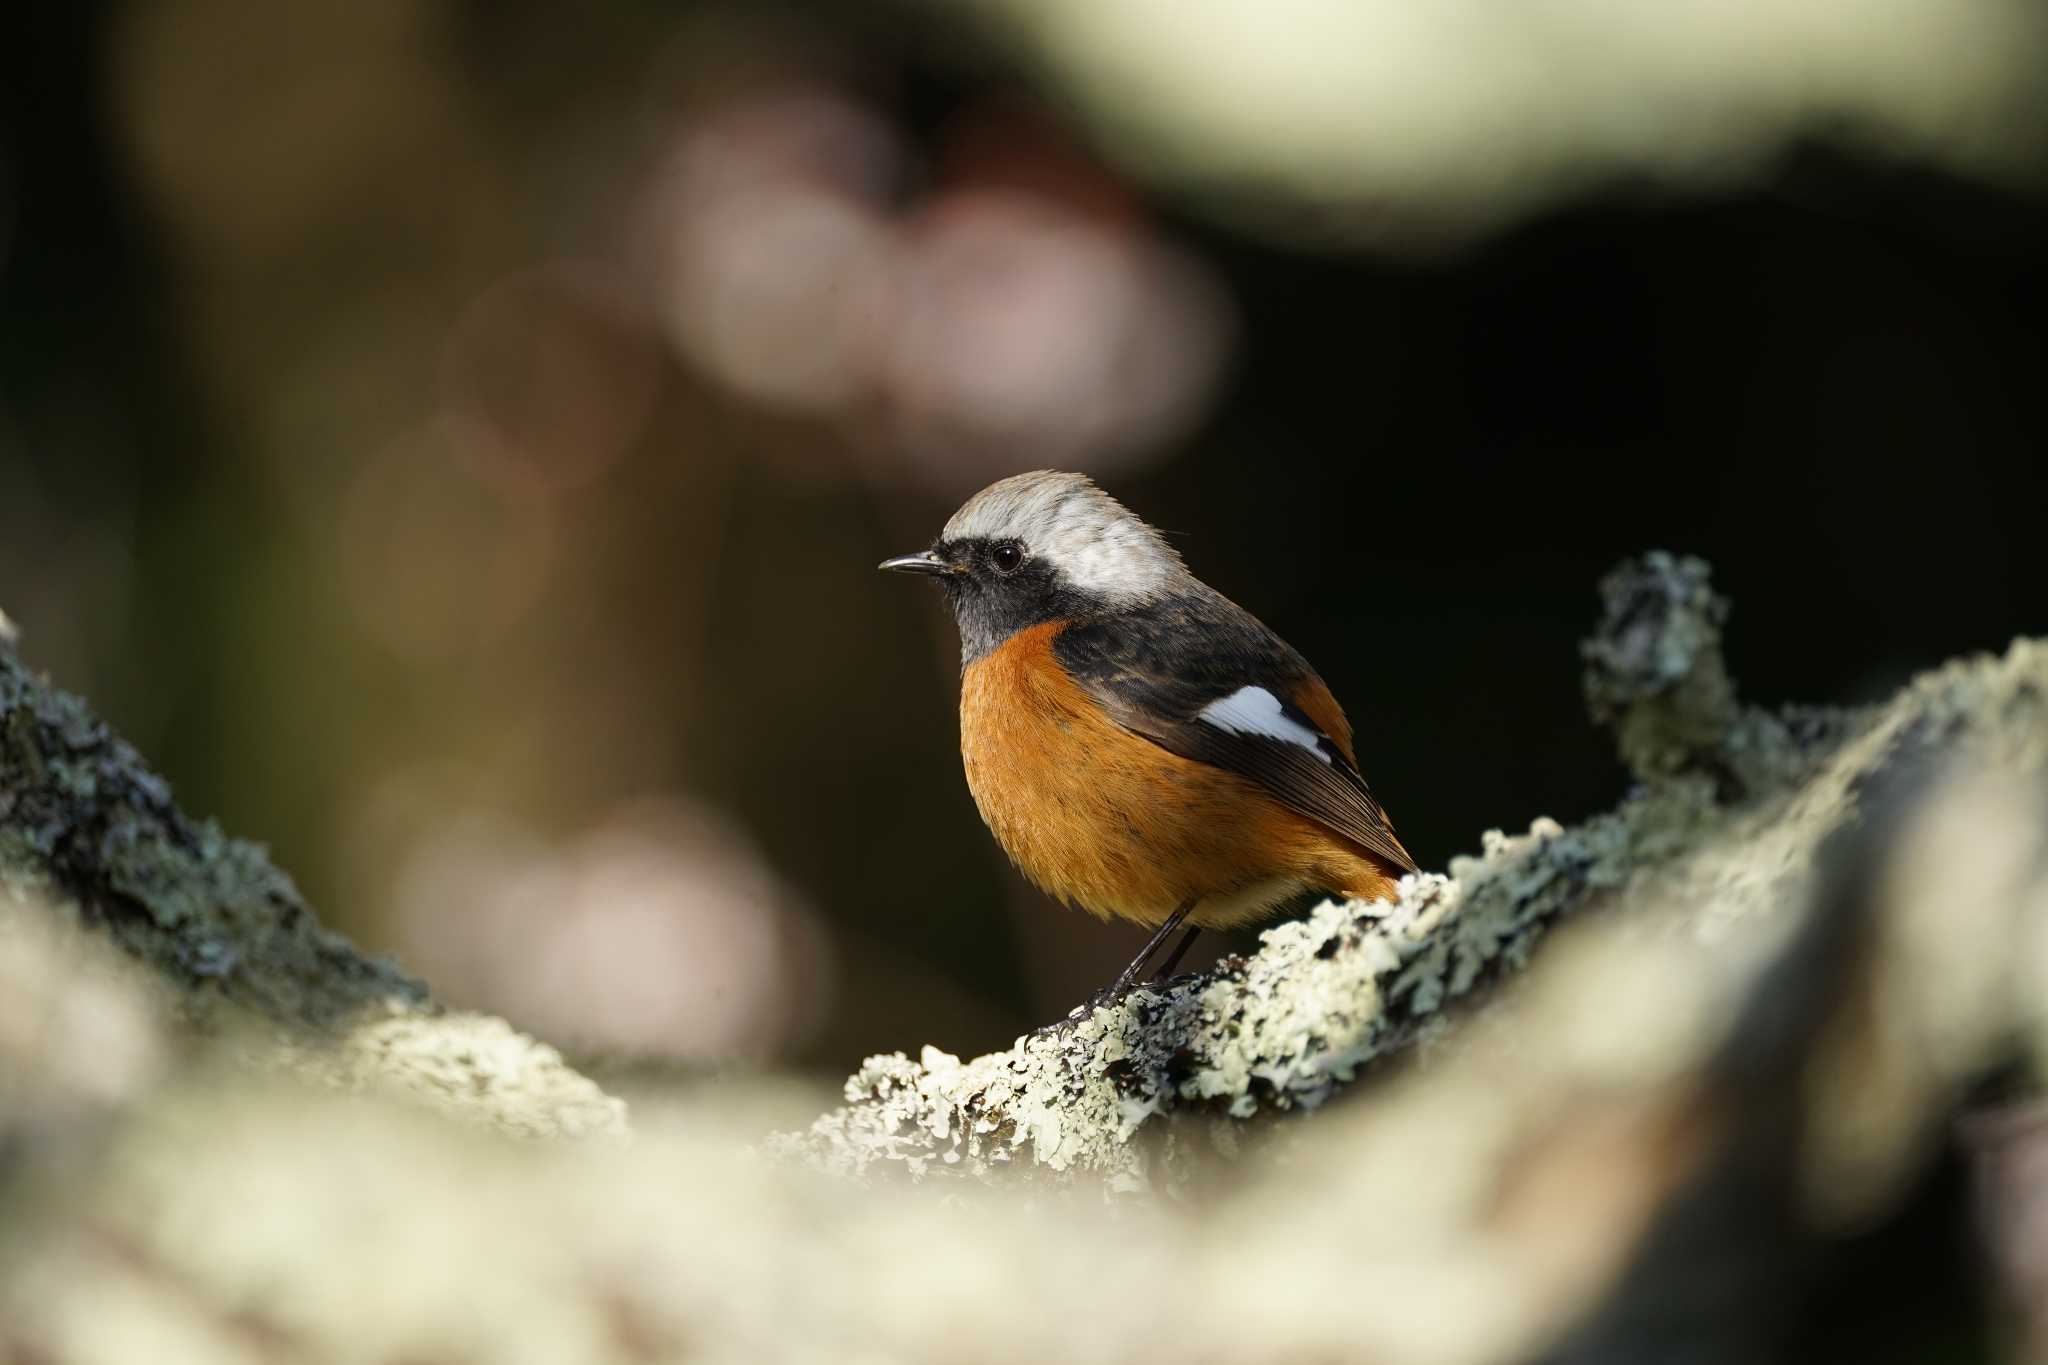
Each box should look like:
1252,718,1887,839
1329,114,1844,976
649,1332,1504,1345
942,471,1187,603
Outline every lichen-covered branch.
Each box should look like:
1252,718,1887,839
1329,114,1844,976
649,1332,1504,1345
4,556,2048,1365
778,553,2045,1188
0,637,623,1139
5,557,2048,1364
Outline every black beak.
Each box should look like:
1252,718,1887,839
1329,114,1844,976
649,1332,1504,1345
877,550,960,577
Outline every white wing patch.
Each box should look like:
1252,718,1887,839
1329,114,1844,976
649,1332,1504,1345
1196,686,1333,764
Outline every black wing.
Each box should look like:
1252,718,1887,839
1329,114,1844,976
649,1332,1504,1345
1053,590,1416,875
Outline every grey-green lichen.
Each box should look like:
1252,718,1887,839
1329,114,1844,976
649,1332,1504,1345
780,554,2048,1188
0,638,624,1141
6,695,2042,1365
7,559,2048,1364
0,651,419,1019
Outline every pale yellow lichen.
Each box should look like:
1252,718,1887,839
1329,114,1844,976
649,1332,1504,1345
7,562,2048,1363
779,568,2048,1189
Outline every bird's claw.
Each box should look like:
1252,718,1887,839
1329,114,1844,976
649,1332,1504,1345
1030,983,1134,1040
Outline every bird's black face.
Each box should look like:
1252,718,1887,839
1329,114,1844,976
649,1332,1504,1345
878,537,1094,665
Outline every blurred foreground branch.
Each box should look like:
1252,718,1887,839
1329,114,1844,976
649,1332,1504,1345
953,0,2048,244
6,556,2048,1363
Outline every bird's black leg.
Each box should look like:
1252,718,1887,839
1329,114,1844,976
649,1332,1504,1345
1150,925,1201,982
1036,901,1199,1034
1105,901,1195,1001
1067,900,1195,1018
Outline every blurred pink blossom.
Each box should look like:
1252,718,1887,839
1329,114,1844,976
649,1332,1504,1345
389,799,831,1062
634,80,1233,493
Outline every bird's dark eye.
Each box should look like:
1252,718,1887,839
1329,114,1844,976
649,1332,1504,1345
990,541,1025,574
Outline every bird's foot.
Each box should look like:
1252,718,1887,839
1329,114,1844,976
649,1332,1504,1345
1030,983,1132,1040
1028,908,1198,1041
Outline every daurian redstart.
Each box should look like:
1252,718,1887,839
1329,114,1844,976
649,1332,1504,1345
881,470,1415,1007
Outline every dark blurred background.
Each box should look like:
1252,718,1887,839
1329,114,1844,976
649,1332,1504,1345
2,0,2043,1073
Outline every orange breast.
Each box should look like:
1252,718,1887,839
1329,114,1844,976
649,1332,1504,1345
959,623,1399,929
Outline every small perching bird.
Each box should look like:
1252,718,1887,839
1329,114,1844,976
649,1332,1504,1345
881,471,1415,1012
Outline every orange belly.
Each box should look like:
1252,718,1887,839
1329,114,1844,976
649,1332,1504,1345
959,623,1400,930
